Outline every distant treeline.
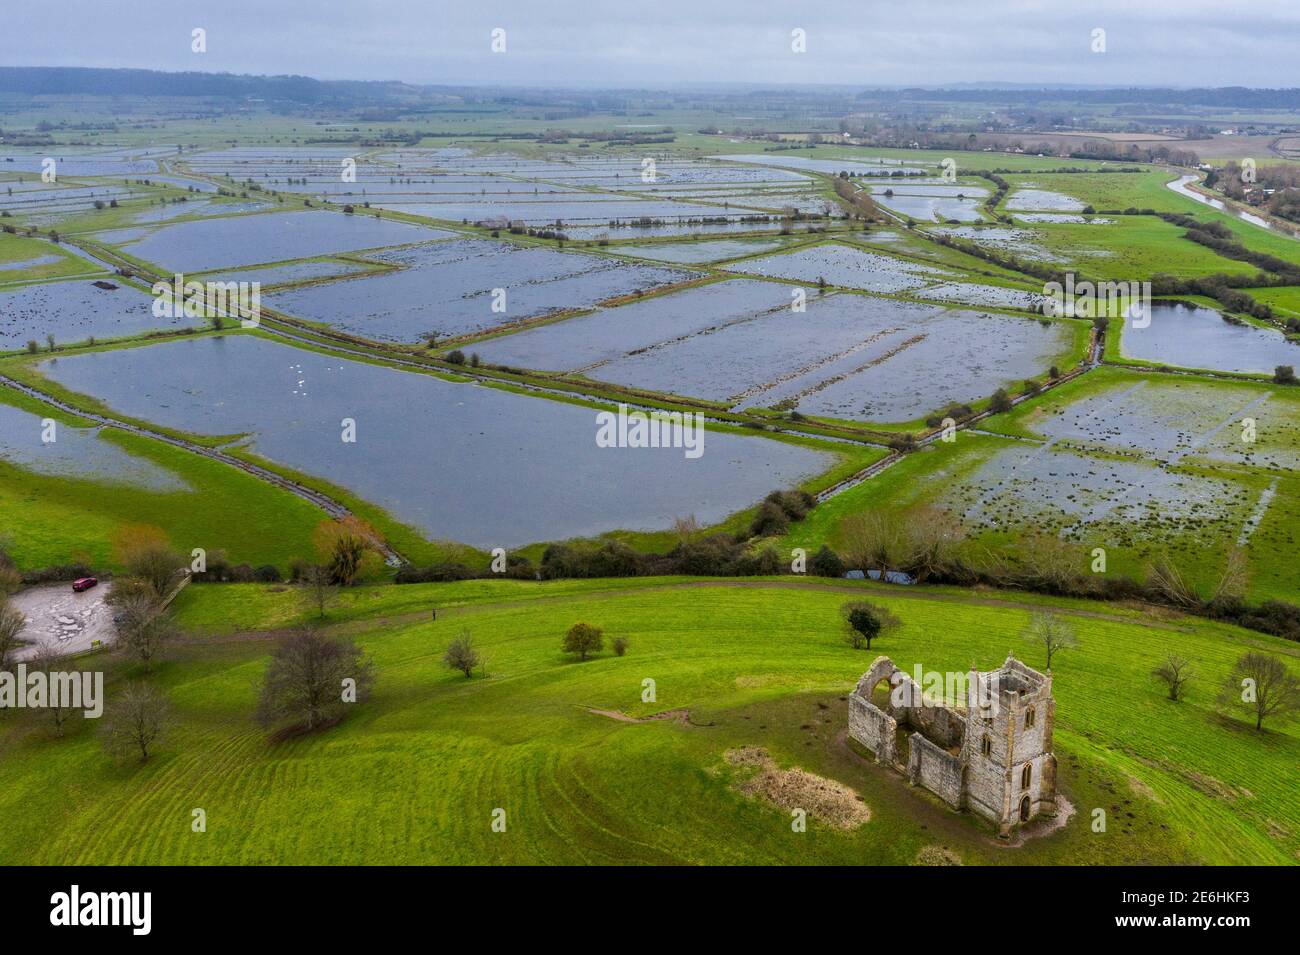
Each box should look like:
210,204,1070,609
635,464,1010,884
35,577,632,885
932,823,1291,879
863,86,1300,110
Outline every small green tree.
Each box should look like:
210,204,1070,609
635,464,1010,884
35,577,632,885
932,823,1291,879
841,601,901,651
563,622,604,661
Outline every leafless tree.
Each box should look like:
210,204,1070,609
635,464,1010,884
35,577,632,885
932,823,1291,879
1208,547,1250,605
1021,611,1078,670
1152,654,1192,702
256,629,375,733
29,643,81,734
671,515,700,547
443,631,481,678
0,598,26,671
1217,652,1300,730
115,595,177,670
302,564,336,619
901,506,967,583
840,510,901,578
101,682,172,763
1146,556,1199,609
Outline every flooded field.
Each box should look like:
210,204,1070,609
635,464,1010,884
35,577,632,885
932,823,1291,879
0,278,194,349
608,237,802,263
1004,188,1086,212
472,279,793,371
949,442,1253,542
778,308,1072,421
103,210,454,271
722,242,952,292
1023,378,1300,472
198,258,374,287
874,193,985,222
269,239,690,341
1121,302,1300,373
0,398,185,490
33,335,832,547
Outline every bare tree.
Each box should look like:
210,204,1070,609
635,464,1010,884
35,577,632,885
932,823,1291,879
301,563,337,619
101,682,172,763
1217,652,1300,730
443,631,481,678
1208,547,1250,605
1021,611,1078,670
671,515,700,547
257,629,375,733
1152,654,1192,702
113,525,183,599
0,598,26,671
900,506,967,583
840,510,901,579
115,595,177,671
28,643,80,734
1145,556,1199,609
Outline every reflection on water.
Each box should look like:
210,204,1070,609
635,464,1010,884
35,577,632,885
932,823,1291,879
1167,174,1299,237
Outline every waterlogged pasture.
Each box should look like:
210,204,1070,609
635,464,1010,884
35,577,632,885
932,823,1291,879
609,237,802,264
1004,189,1086,212
785,309,1072,421
269,239,690,341
0,278,195,350
723,242,952,293
1004,376,1300,473
0,398,185,491
584,291,1072,421
35,335,832,548
1120,303,1300,374
472,279,792,371
198,258,374,288
103,210,454,272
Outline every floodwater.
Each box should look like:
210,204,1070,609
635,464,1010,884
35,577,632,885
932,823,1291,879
0,399,185,490
473,279,793,371
1121,302,1300,374
723,242,951,293
268,239,690,341
103,210,454,271
36,335,832,548
0,278,196,349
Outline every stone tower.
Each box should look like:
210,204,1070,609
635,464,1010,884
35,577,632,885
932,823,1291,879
958,654,1057,837
847,653,1056,836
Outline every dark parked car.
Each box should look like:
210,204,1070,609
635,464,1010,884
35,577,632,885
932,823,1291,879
72,577,98,593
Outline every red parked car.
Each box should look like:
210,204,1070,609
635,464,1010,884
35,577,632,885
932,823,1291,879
72,577,98,593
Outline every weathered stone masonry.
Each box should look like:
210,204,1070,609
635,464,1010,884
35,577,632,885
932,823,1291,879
848,653,1057,836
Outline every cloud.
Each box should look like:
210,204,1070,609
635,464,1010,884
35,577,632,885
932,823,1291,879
2,0,1298,87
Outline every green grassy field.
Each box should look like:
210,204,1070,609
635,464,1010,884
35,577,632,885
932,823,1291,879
1,577,1295,865
0,232,103,284
0,387,326,572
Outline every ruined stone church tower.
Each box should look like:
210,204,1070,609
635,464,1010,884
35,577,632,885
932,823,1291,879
848,653,1057,836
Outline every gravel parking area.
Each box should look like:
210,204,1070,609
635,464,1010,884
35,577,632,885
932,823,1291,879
9,581,117,661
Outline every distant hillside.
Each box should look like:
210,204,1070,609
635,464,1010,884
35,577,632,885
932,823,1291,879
0,66,416,104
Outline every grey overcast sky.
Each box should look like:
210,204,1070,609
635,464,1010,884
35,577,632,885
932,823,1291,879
5,0,1299,88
